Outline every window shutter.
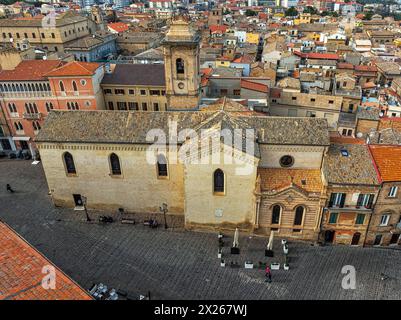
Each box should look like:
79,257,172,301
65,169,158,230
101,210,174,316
366,194,374,209
356,194,363,207
328,193,335,207
339,193,346,208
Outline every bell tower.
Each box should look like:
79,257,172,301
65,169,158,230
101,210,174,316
163,17,201,110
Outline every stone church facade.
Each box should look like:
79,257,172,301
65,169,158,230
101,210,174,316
36,101,330,240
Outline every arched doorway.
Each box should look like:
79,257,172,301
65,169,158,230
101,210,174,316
351,232,361,246
325,230,335,243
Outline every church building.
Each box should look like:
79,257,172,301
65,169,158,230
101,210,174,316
36,99,330,239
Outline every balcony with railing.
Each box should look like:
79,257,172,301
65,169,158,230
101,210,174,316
1,91,52,98
23,112,42,120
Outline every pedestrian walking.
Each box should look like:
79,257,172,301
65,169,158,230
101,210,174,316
265,265,272,283
6,184,14,193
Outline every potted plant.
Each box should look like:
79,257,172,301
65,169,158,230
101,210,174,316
284,263,290,271
220,259,225,267
218,248,222,259
281,239,287,245
271,262,280,270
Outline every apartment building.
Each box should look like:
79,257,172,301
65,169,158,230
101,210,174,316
269,88,343,129
321,140,381,245
101,64,167,112
0,12,93,53
0,60,104,156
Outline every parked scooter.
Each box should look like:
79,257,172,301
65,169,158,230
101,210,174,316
143,218,158,228
99,215,114,223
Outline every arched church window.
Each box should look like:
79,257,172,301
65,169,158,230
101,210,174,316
176,58,185,74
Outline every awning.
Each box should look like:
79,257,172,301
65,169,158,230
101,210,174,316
12,137,30,141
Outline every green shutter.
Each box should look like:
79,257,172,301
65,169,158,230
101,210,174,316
329,212,338,224
356,214,365,225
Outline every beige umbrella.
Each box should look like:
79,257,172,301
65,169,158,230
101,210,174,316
233,227,239,248
267,230,274,250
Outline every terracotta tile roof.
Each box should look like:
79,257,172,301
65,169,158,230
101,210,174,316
107,22,129,33
355,65,377,72
294,51,339,60
240,79,268,93
258,168,323,193
330,136,365,144
337,62,354,69
45,61,101,77
270,87,282,98
0,60,64,81
369,145,401,182
36,109,330,147
0,222,92,300
323,143,380,185
209,25,227,33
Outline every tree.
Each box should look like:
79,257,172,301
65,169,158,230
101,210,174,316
364,11,374,20
245,9,257,16
303,6,318,15
285,7,298,17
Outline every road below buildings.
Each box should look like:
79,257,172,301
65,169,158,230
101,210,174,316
1,159,401,300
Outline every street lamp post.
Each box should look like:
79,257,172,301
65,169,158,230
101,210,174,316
160,203,168,229
81,196,91,222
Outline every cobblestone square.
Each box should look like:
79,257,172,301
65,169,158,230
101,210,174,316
1,160,401,299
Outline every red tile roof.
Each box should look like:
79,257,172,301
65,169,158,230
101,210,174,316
337,62,354,69
270,87,282,98
107,22,129,33
209,25,227,33
0,221,92,300
0,60,64,81
355,65,377,72
294,51,339,60
45,61,101,77
369,145,401,182
240,79,268,93
330,136,365,144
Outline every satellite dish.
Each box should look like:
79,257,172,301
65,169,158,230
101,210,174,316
43,56,47,60
356,132,363,138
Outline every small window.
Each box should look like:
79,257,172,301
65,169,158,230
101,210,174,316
72,81,78,92
142,103,148,111
108,101,114,110
109,153,121,175
176,58,185,74
128,102,138,110
388,186,398,198
213,169,225,194
140,89,146,96
271,205,281,225
310,98,315,102
279,155,294,168
380,214,390,226
355,214,365,225
153,103,159,111
157,154,168,177
329,212,338,224
129,89,135,95
104,89,112,94
329,193,346,208
114,89,125,95
117,102,127,110
63,152,76,174
328,100,334,104
294,206,304,226
292,96,297,101
59,81,65,92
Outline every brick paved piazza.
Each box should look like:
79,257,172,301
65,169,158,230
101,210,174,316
1,159,401,300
